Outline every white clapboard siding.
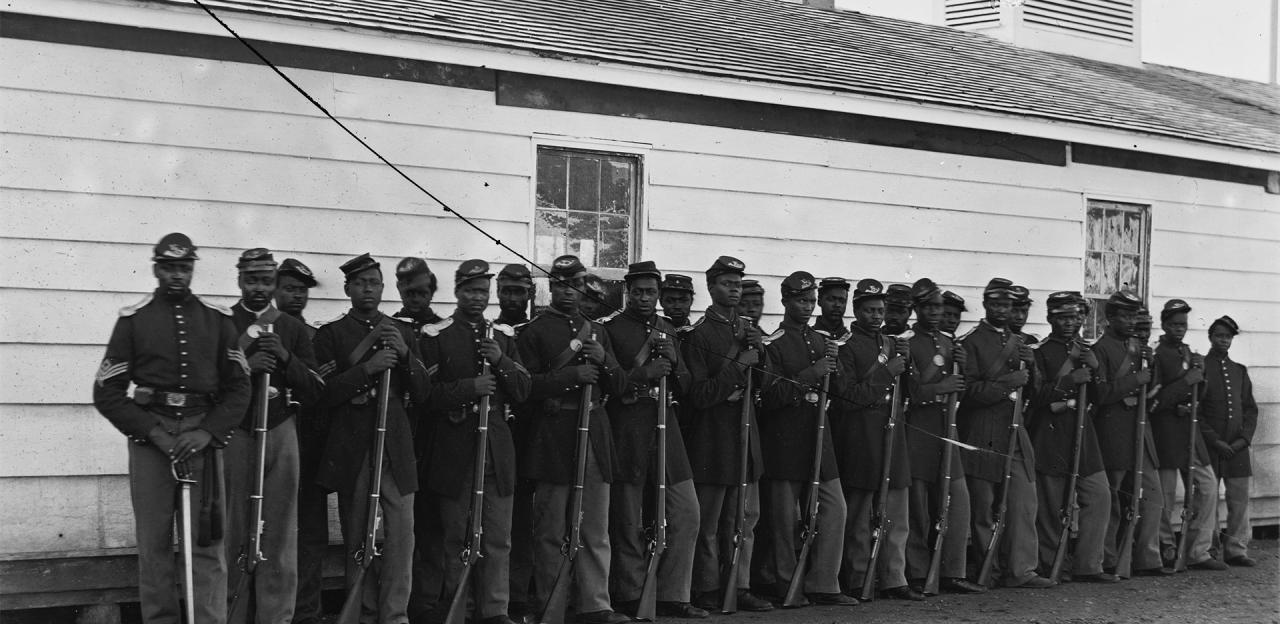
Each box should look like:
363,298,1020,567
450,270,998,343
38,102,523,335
0,475,135,553
0,406,127,477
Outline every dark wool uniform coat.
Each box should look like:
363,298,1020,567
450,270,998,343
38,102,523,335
680,307,765,485
832,322,910,490
811,316,848,340
1150,336,1211,469
1027,335,1105,477
1089,332,1156,471
601,312,695,485
515,308,624,484
230,303,322,431
905,323,964,484
94,291,251,446
419,313,531,499
313,312,430,495
1200,352,1258,478
393,307,442,462
759,319,841,483
958,320,1037,483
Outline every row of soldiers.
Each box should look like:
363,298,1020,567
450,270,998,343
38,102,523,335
93,233,1258,624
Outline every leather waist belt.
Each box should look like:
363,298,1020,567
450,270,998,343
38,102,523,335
544,397,601,413
134,387,213,408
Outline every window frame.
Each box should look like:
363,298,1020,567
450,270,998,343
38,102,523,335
1081,195,1152,340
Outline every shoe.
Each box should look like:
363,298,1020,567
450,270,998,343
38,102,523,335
576,610,632,624
1190,558,1229,571
690,591,720,612
882,585,926,601
940,578,986,594
736,591,774,612
907,577,926,594
1013,575,1055,588
656,602,709,619
1226,555,1257,567
779,592,810,609
807,592,860,606
1134,566,1176,577
1075,572,1119,583
613,599,639,617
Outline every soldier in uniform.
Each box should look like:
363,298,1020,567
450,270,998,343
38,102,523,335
681,256,773,613
1026,292,1114,582
419,259,531,624
1009,286,1038,345
1089,290,1168,576
223,249,322,624
1150,299,1227,571
314,253,431,622
93,233,251,624
758,272,858,607
516,254,630,624
660,274,696,330
958,278,1053,588
833,278,919,600
736,280,766,323
881,284,913,337
1200,315,1258,567
601,261,707,618
496,263,535,327
940,290,967,337
812,277,850,339
274,258,331,624
394,257,444,328
903,279,985,594
581,273,611,321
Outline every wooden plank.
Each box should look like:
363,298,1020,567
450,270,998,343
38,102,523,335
0,553,135,594
0,476,121,553
0,588,137,611
0,406,126,477
1148,265,1280,305
1153,200,1280,242
1070,160,1280,209
647,185,1082,259
1151,230,1280,276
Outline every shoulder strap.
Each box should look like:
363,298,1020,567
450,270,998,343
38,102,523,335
862,334,893,379
1053,340,1080,382
983,331,1019,379
237,307,283,351
548,319,593,371
347,316,396,367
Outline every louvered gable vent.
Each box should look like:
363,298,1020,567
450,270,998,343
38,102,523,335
1023,0,1135,43
944,0,1141,67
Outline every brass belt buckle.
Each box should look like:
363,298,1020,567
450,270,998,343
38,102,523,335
165,393,187,407
647,386,661,400
804,391,820,404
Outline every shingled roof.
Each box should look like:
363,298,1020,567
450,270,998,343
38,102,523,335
180,0,1280,154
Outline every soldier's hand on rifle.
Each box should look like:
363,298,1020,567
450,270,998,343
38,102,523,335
473,373,497,396
1213,439,1235,459
1183,367,1204,386
1081,349,1100,370
363,348,399,375
581,339,607,364
479,338,503,365
1139,345,1153,362
653,338,678,361
147,425,178,454
1229,438,1247,453
952,344,968,367
894,337,910,357
1005,368,1030,387
1191,353,1205,369
743,323,764,350
1135,368,1152,385
573,363,600,384
172,429,213,462
380,325,409,359
937,374,965,394
257,332,288,361
248,351,277,374
1070,367,1093,385
824,340,840,360
885,355,907,377
1018,343,1035,365
737,348,760,367
645,357,674,379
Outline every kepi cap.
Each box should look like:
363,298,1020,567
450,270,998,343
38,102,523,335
1010,284,1032,306
910,278,941,306
1161,298,1192,322
1209,315,1240,336
625,260,662,283
497,263,533,288
942,290,967,311
885,283,913,309
780,271,817,298
741,279,764,297
277,258,317,287
152,232,199,263
706,255,746,280
340,253,380,280
1106,290,1143,314
818,277,850,293
852,278,885,304
396,257,434,283
660,274,695,294
549,255,588,280
236,248,277,273
983,277,1015,300
1046,291,1080,316
455,259,493,285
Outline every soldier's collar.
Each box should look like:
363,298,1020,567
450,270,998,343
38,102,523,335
704,305,737,325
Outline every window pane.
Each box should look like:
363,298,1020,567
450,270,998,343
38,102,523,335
1123,211,1143,254
1101,251,1118,293
1084,252,1106,295
1118,254,1140,292
601,159,635,215
536,151,568,210
598,214,630,269
567,210,600,264
534,208,568,263
536,146,639,270
1087,206,1106,251
1105,210,1124,253
568,155,603,213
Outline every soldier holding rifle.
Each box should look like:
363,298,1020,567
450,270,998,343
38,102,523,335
602,261,706,619
834,278,918,601
419,259,531,624
223,248,322,623
958,278,1053,589
93,233,251,623
1026,292,1114,583
681,256,774,613
314,253,431,623
516,254,630,624
903,279,985,595
1200,315,1259,568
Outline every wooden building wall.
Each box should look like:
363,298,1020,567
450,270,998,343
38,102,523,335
1,29,1276,556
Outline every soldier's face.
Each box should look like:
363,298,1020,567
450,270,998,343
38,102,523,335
455,279,491,317
1163,312,1188,342
661,290,694,320
498,284,531,316
737,294,765,321
883,305,912,334
275,275,310,316
1048,312,1080,339
1208,326,1234,353
549,276,582,314
345,268,384,313
984,299,1012,327
238,270,277,312
707,274,741,308
626,277,660,316
853,299,885,329
782,291,816,324
397,273,435,313
1010,304,1030,330
1108,309,1137,337
941,305,963,333
153,261,194,297
917,296,944,330
819,288,848,320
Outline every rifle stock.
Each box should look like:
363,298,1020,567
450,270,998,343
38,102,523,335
636,368,670,622
924,361,962,595
1115,341,1148,579
1172,376,1200,572
229,356,273,619
860,372,903,601
445,323,495,624
337,366,392,624
977,357,1027,588
1048,380,1089,583
536,330,595,624
783,372,832,607
720,320,757,614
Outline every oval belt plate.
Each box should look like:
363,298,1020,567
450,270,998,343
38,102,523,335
570,338,583,351
1182,361,1190,370
878,353,889,364
933,354,946,367
804,391,820,404
1008,391,1019,402
247,325,264,339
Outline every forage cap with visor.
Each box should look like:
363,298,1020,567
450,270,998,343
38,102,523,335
706,255,746,280
852,278,885,303
455,259,493,285
236,248,277,273
549,254,588,280
152,232,199,263
1161,298,1192,321
741,279,765,297
497,263,533,288
278,258,317,287
339,253,380,280
624,260,662,283
983,277,1015,300
1046,291,1081,316
910,278,941,306
885,283,913,309
1106,289,1143,313
660,274,695,293
818,276,850,293
1209,315,1240,336
942,290,967,311
780,271,817,298
1010,284,1032,306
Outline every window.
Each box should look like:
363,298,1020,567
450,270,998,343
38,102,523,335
533,145,642,314
1083,199,1150,340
